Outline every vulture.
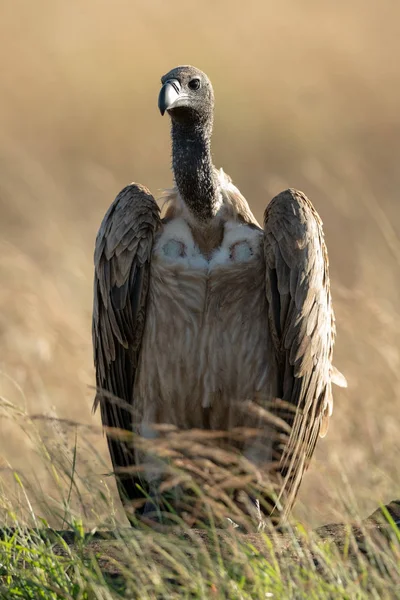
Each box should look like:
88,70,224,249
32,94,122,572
92,65,346,526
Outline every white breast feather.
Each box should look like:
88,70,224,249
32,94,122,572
209,222,263,268
155,194,263,270
154,217,208,269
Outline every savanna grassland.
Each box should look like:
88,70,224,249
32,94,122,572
0,1,399,597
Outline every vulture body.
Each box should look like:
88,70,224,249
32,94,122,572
93,65,345,524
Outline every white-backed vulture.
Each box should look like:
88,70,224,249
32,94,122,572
92,65,346,525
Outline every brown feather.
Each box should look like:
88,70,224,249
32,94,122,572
189,221,225,259
264,188,339,517
92,183,161,507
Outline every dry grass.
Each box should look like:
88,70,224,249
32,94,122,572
0,0,399,529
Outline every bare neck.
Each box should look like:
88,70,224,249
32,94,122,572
171,120,220,222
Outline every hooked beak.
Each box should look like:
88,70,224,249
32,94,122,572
158,79,181,115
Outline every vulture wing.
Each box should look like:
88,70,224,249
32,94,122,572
93,183,161,510
264,188,339,516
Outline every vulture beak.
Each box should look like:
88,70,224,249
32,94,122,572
158,79,181,115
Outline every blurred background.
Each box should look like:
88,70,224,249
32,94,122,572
0,0,399,527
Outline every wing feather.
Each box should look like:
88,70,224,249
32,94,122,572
92,183,161,509
264,188,344,516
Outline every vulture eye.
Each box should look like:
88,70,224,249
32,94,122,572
188,78,201,91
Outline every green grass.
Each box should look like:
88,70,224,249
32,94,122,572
0,494,399,599
0,404,399,599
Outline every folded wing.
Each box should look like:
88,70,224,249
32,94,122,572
92,183,161,510
264,188,341,516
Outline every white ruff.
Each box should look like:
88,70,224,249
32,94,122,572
154,218,262,271
209,222,262,268
153,218,208,269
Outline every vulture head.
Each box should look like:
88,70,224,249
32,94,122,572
158,65,219,222
158,65,214,129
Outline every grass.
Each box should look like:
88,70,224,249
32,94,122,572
0,488,399,599
0,406,398,599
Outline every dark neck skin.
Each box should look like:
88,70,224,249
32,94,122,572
171,120,220,222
